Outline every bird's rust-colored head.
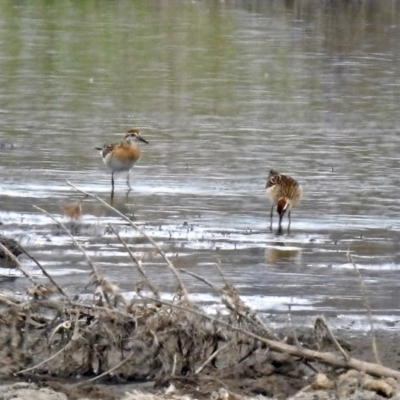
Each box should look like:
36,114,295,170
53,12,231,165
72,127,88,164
277,198,288,216
125,128,149,144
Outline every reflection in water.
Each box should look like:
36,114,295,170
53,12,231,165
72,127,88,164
265,245,302,266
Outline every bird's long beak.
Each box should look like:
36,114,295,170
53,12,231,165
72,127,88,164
138,135,149,144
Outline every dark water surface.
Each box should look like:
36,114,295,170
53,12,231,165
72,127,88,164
1,0,400,327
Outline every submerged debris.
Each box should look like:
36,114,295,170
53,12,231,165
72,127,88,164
0,235,23,259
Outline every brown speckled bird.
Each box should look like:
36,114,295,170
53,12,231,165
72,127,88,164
61,195,88,220
96,129,149,192
265,169,303,233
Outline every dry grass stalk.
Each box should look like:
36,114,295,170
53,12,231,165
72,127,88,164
20,242,71,302
66,180,188,297
109,224,160,299
180,268,278,342
314,316,350,361
0,235,69,302
214,262,279,340
0,242,36,285
195,343,230,374
347,250,381,365
33,205,101,283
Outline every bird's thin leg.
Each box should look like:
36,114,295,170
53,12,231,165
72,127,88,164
110,189,114,206
287,211,291,234
110,172,115,205
277,213,283,235
269,205,274,232
126,170,132,191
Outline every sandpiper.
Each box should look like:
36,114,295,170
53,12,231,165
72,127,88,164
96,129,149,192
265,169,303,233
61,195,88,220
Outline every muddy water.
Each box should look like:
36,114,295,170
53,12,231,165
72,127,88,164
1,1,400,326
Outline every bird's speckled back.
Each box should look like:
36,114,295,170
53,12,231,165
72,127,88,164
266,169,302,206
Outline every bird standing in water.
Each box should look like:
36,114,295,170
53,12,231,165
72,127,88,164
61,195,88,220
265,169,303,234
96,128,149,193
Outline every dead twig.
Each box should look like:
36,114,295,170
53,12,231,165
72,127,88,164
19,243,72,303
195,343,230,374
66,181,188,296
180,268,222,293
34,205,115,308
314,316,350,361
348,250,381,365
181,267,278,340
0,293,20,306
217,265,280,340
33,205,102,282
214,260,230,287
109,224,160,299
0,243,36,285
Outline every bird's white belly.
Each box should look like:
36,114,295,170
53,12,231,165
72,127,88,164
104,156,137,172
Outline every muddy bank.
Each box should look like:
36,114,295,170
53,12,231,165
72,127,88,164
1,285,400,400
2,326,400,400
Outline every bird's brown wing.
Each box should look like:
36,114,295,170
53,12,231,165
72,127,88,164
101,143,117,158
266,174,283,188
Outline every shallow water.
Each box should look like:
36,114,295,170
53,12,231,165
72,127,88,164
1,0,400,325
